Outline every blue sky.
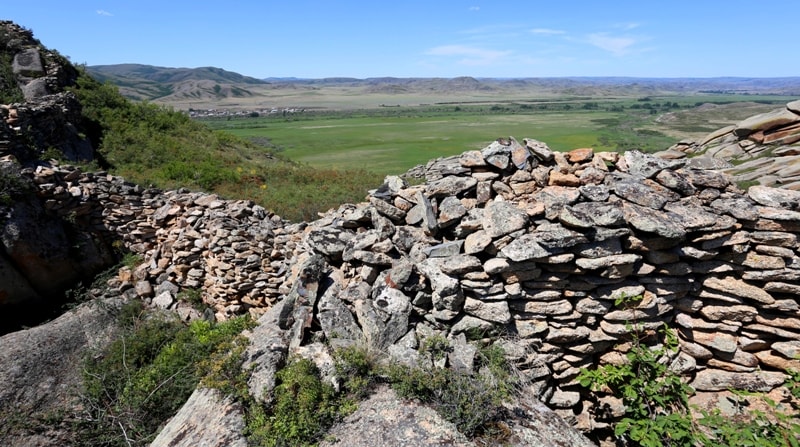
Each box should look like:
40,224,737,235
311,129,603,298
4,1,799,79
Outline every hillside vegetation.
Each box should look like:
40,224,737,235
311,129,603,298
68,72,381,221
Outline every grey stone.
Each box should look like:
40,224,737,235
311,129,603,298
702,276,775,304
622,202,686,240
423,240,464,258
734,107,800,136
482,200,529,238
418,260,464,312
691,370,786,392
710,197,759,221
152,290,175,309
655,169,696,196
624,150,684,179
501,234,553,262
437,196,467,227
426,175,478,198
533,186,582,219
317,281,363,343
151,388,247,447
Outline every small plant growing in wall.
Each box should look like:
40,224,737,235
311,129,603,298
578,322,698,446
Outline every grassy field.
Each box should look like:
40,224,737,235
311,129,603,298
213,111,610,175
202,94,796,176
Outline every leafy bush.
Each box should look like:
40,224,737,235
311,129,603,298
77,302,253,447
578,323,698,446
246,357,344,447
578,296,800,446
385,343,519,437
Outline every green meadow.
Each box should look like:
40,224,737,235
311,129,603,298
203,95,795,177
217,112,608,175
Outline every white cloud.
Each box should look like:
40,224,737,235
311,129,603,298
425,45,512,66
469,6,480,11
587,33,636,56
531,28,566,35
96,10,113,16
616,22,641,30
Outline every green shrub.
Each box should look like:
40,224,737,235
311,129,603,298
0,164,34,206
577,303,699,446
246,357,343,447
78,306,252,447
66,68,381,222
385,342,519,437
578,311,800,446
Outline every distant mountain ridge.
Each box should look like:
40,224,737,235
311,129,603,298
87,64,268,101
88,63,268,85
87,63,800,107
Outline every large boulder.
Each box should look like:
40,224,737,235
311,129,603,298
0,297,124,447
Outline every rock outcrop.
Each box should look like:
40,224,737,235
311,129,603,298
1,20,94,163
0,296,125,447
663,100,800,189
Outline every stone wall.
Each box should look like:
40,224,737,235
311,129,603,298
4,132,800,435
0,158,297,323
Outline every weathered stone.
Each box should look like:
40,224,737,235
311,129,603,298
500,234,552,262
423,240,463,258
575,297,612,315
755,314,800,332
464,297,511,324
734,107,800,136
680,339,714,360
510,299,573,316
624,150,683,179
548,388,581,409
748,185,800,209
662,202,720,230
575,184,608,203
450,315,495,335
524,138,554,161
545,326,590,343
655,169,696,196
355,288,410,350
684,329,738,353
433,254,482,276
575,254,641,270
710,196,759,221
622,202,686,240
437,196,467,227
151,388,247,447
681,168,731,189
754,350,800,372
482,200,529,238
426,175,477,198
699,305,758,322
691,369,786,392
702,276,775,304
533,186,582,219
307,227,355,259
549,171,581,186
772,341,800,360
613,177,671,209
370,197,406,222
463,230,492,254
418,260,464,312
459,150,486,167
318,282,363,343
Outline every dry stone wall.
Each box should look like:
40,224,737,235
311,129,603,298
5,128,800,435
1,158,297,323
